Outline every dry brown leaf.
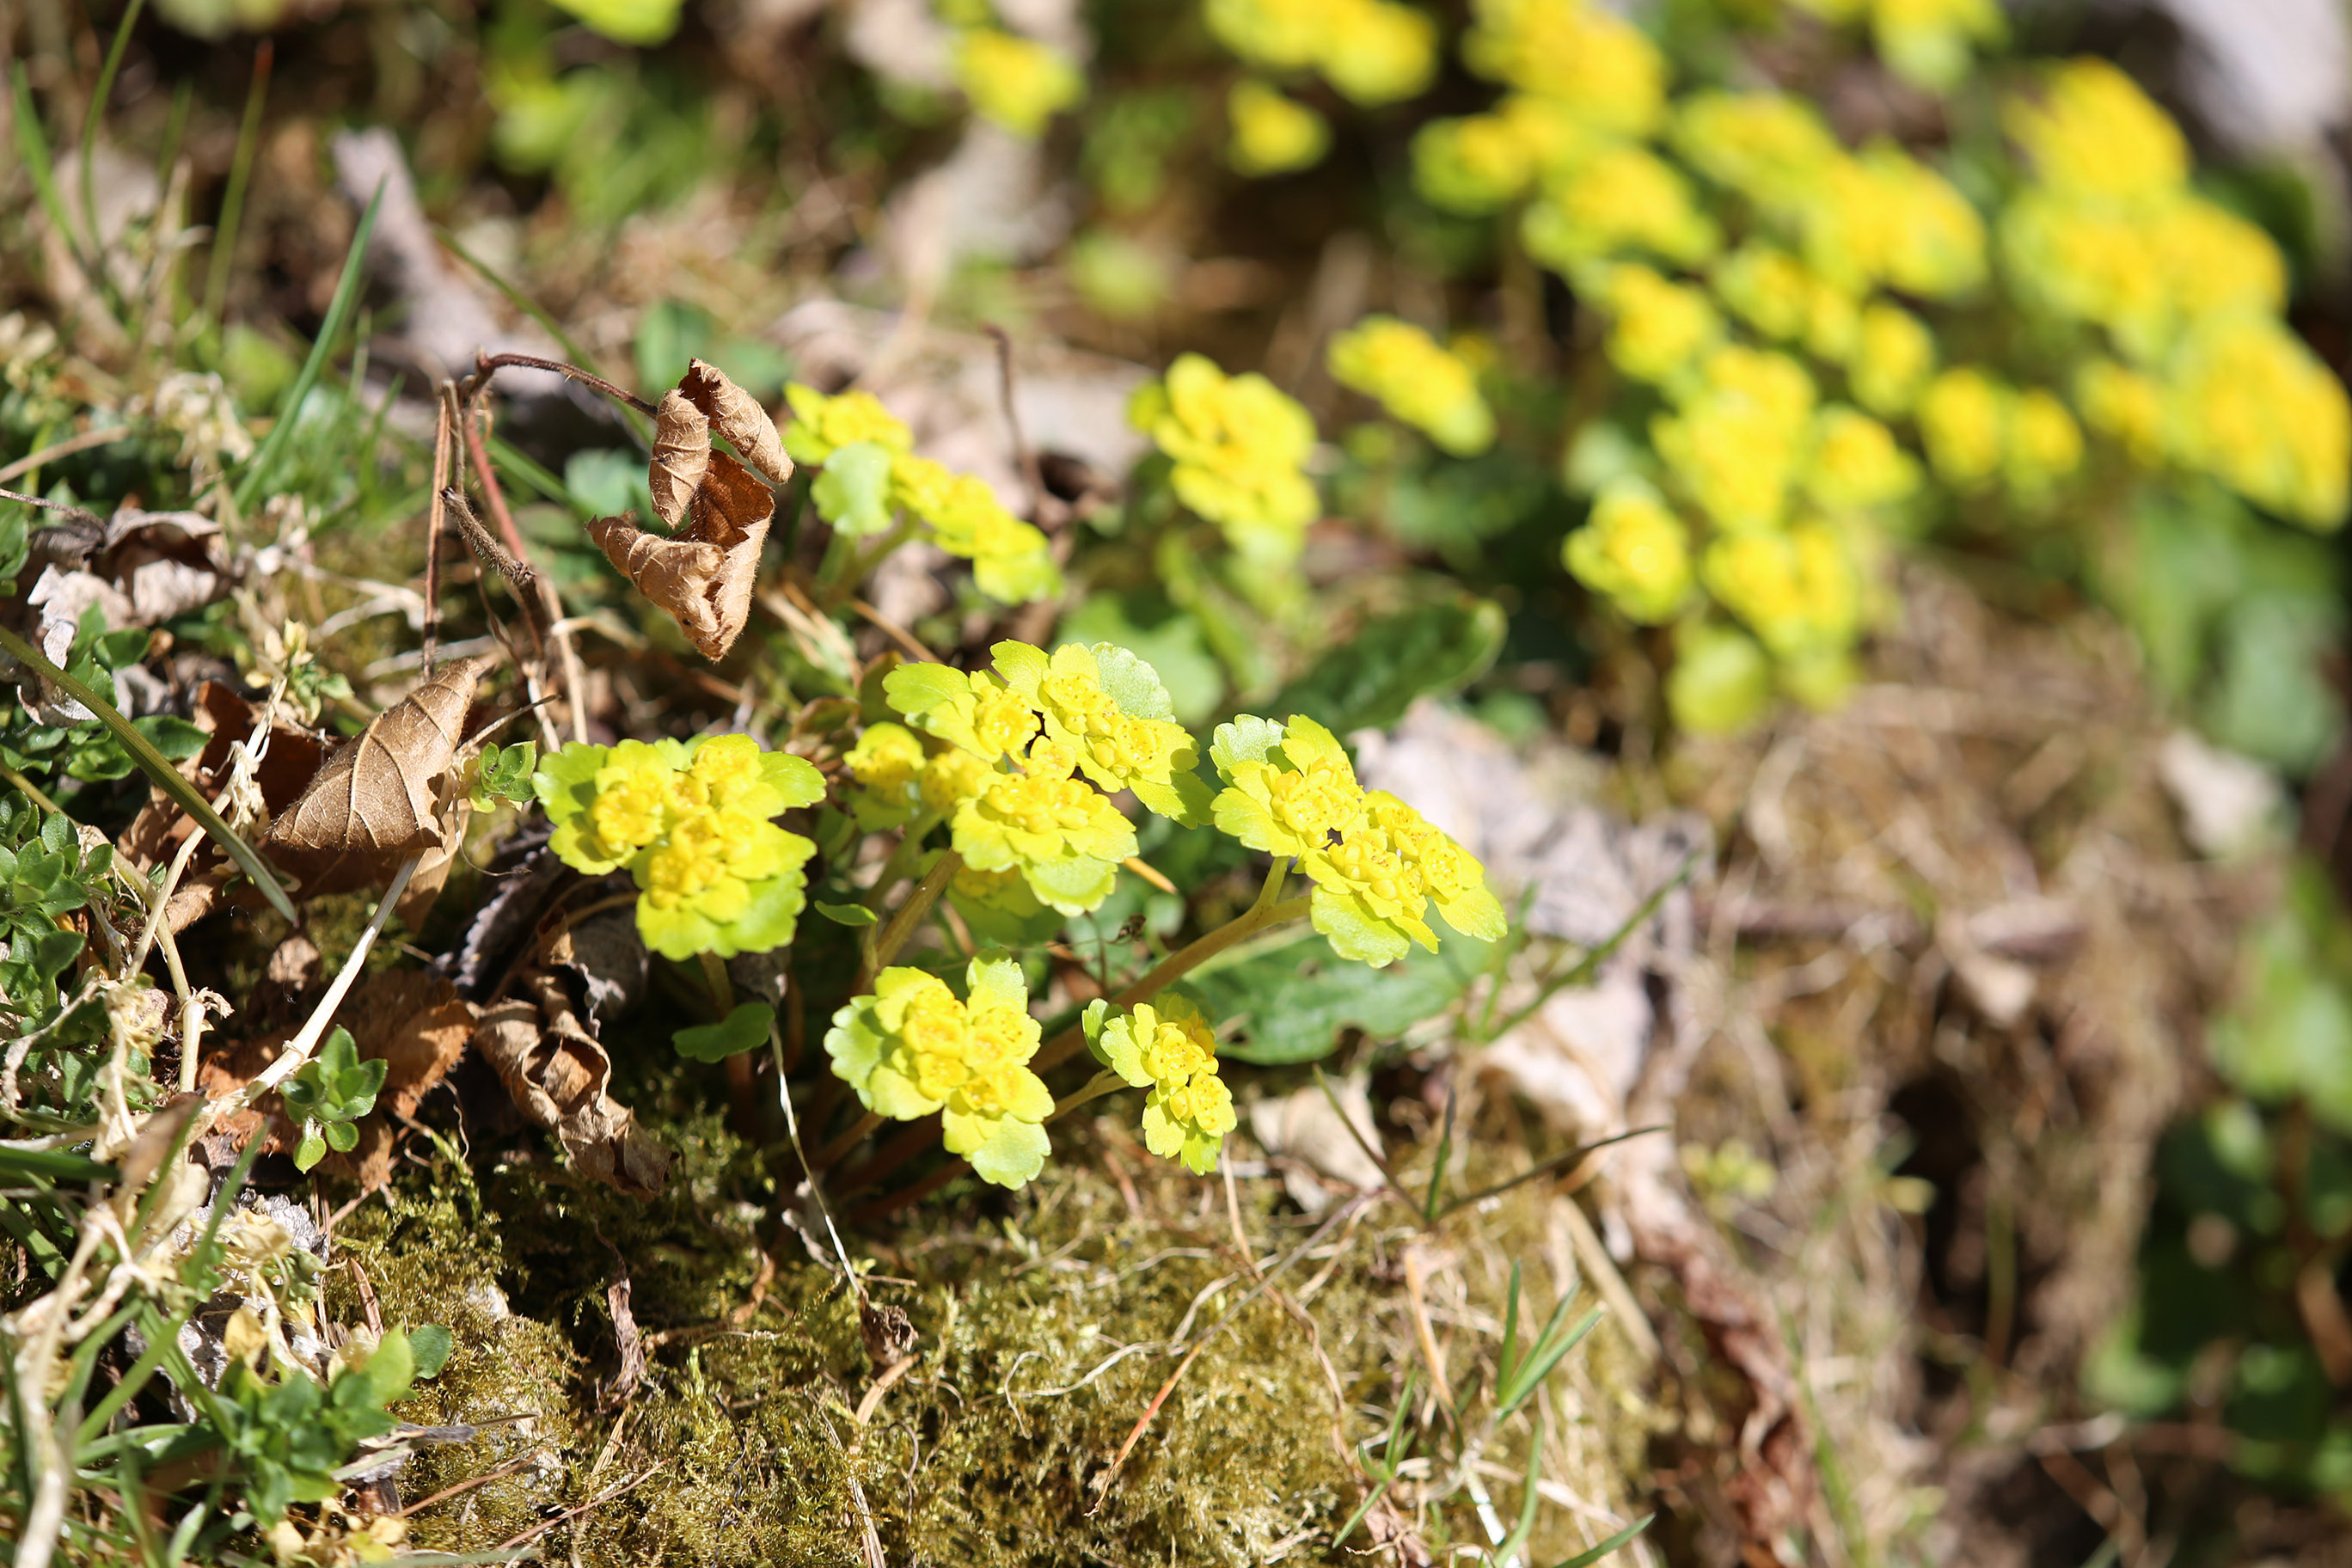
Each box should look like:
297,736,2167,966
680,358,793,487
348,970,475,1121
648,389,711,530
121,681,330,875
266,656,491,855
475,972,672,1196
336,970,477,1191
589,450,773,660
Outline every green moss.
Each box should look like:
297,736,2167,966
332,1105,1652,1566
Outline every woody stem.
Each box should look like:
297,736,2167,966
866,850,961,978
1030,861,1308,1075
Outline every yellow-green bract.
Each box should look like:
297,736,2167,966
825,958,1055,1189
533,733,824,960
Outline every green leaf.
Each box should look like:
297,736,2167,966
812,442,897,538
1208,714,1284,778
814,900,879,928
324,1119,359,1153
359,1326,416,1407
0,621,297,921
1191,925,1498,1065
293,1127,326,1173
674,1001,775,1063
407,1323,454,1381
1267,593,1504,735
1057,596,1223,726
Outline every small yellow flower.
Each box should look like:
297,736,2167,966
920,748,995,815
1651,346,1817,532
1592,264,1721,385
954,738,1141,916
2005,58,2188,202
1801,145,1986,300
1523,144,1719,272
1563,481,1693,624
1327,315,1497,456
570,739,686,873
1361,790,1507,943
1210,713,1365,860
2167,315,2351,531
825,959,1054,1188
953,28,1085,139
781,383,913,467
1087,995,1238,1173
1702,521,1864,658
1129,352,1321,559
1846,303,1938,418
1672,90,1842,216
1463,0,1668,138
537,736,826,961
844,721,928,830
1320,0,1439,107
1867,0,2006,94
2004,389,2083,499
1917,366,2010,488
885,665,1041,763
1228,79,1330,177
2075,358,2167,467
992,640,1213,824
1804,406,1920,513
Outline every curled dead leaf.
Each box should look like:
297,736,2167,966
266,655,492,856
649,389,711,530
474,972,671,1196
589,450,773,660
680,358,793,487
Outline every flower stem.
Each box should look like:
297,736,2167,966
861,812,942,913
867,849,961,978
810,1108,885,1173
1032,863,1309,1074
1050,1070,1129,1125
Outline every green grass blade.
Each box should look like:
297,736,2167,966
201,41,271,328
10,64,89,277
233,178,383,512
81,0,148,278
0,1145,116,1183
1498,1304,1604,1421
0,622,296,921
1540,1514,1654,1568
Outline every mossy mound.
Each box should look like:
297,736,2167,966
333,1103,1654,1565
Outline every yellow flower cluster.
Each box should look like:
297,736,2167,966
1204,0,1437,107
1562,481,1691,623
1792,0,2006,94
1914,367,2086,501
1651,345,1818,533
1996,60,2347,529
1326,316,1497,456
1228,79,1329,176
536,735,825,960
1084,995,1238,1174
885,640,1210,915
1590,264,1720,384
1210,714,1505,965
952,28,1085,139
1128,353,1321,560
780,383,1060,601
825,959,1055,1188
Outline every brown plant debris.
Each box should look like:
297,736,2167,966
679,357,793,487
589,450,775,661
473,971,673,1197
